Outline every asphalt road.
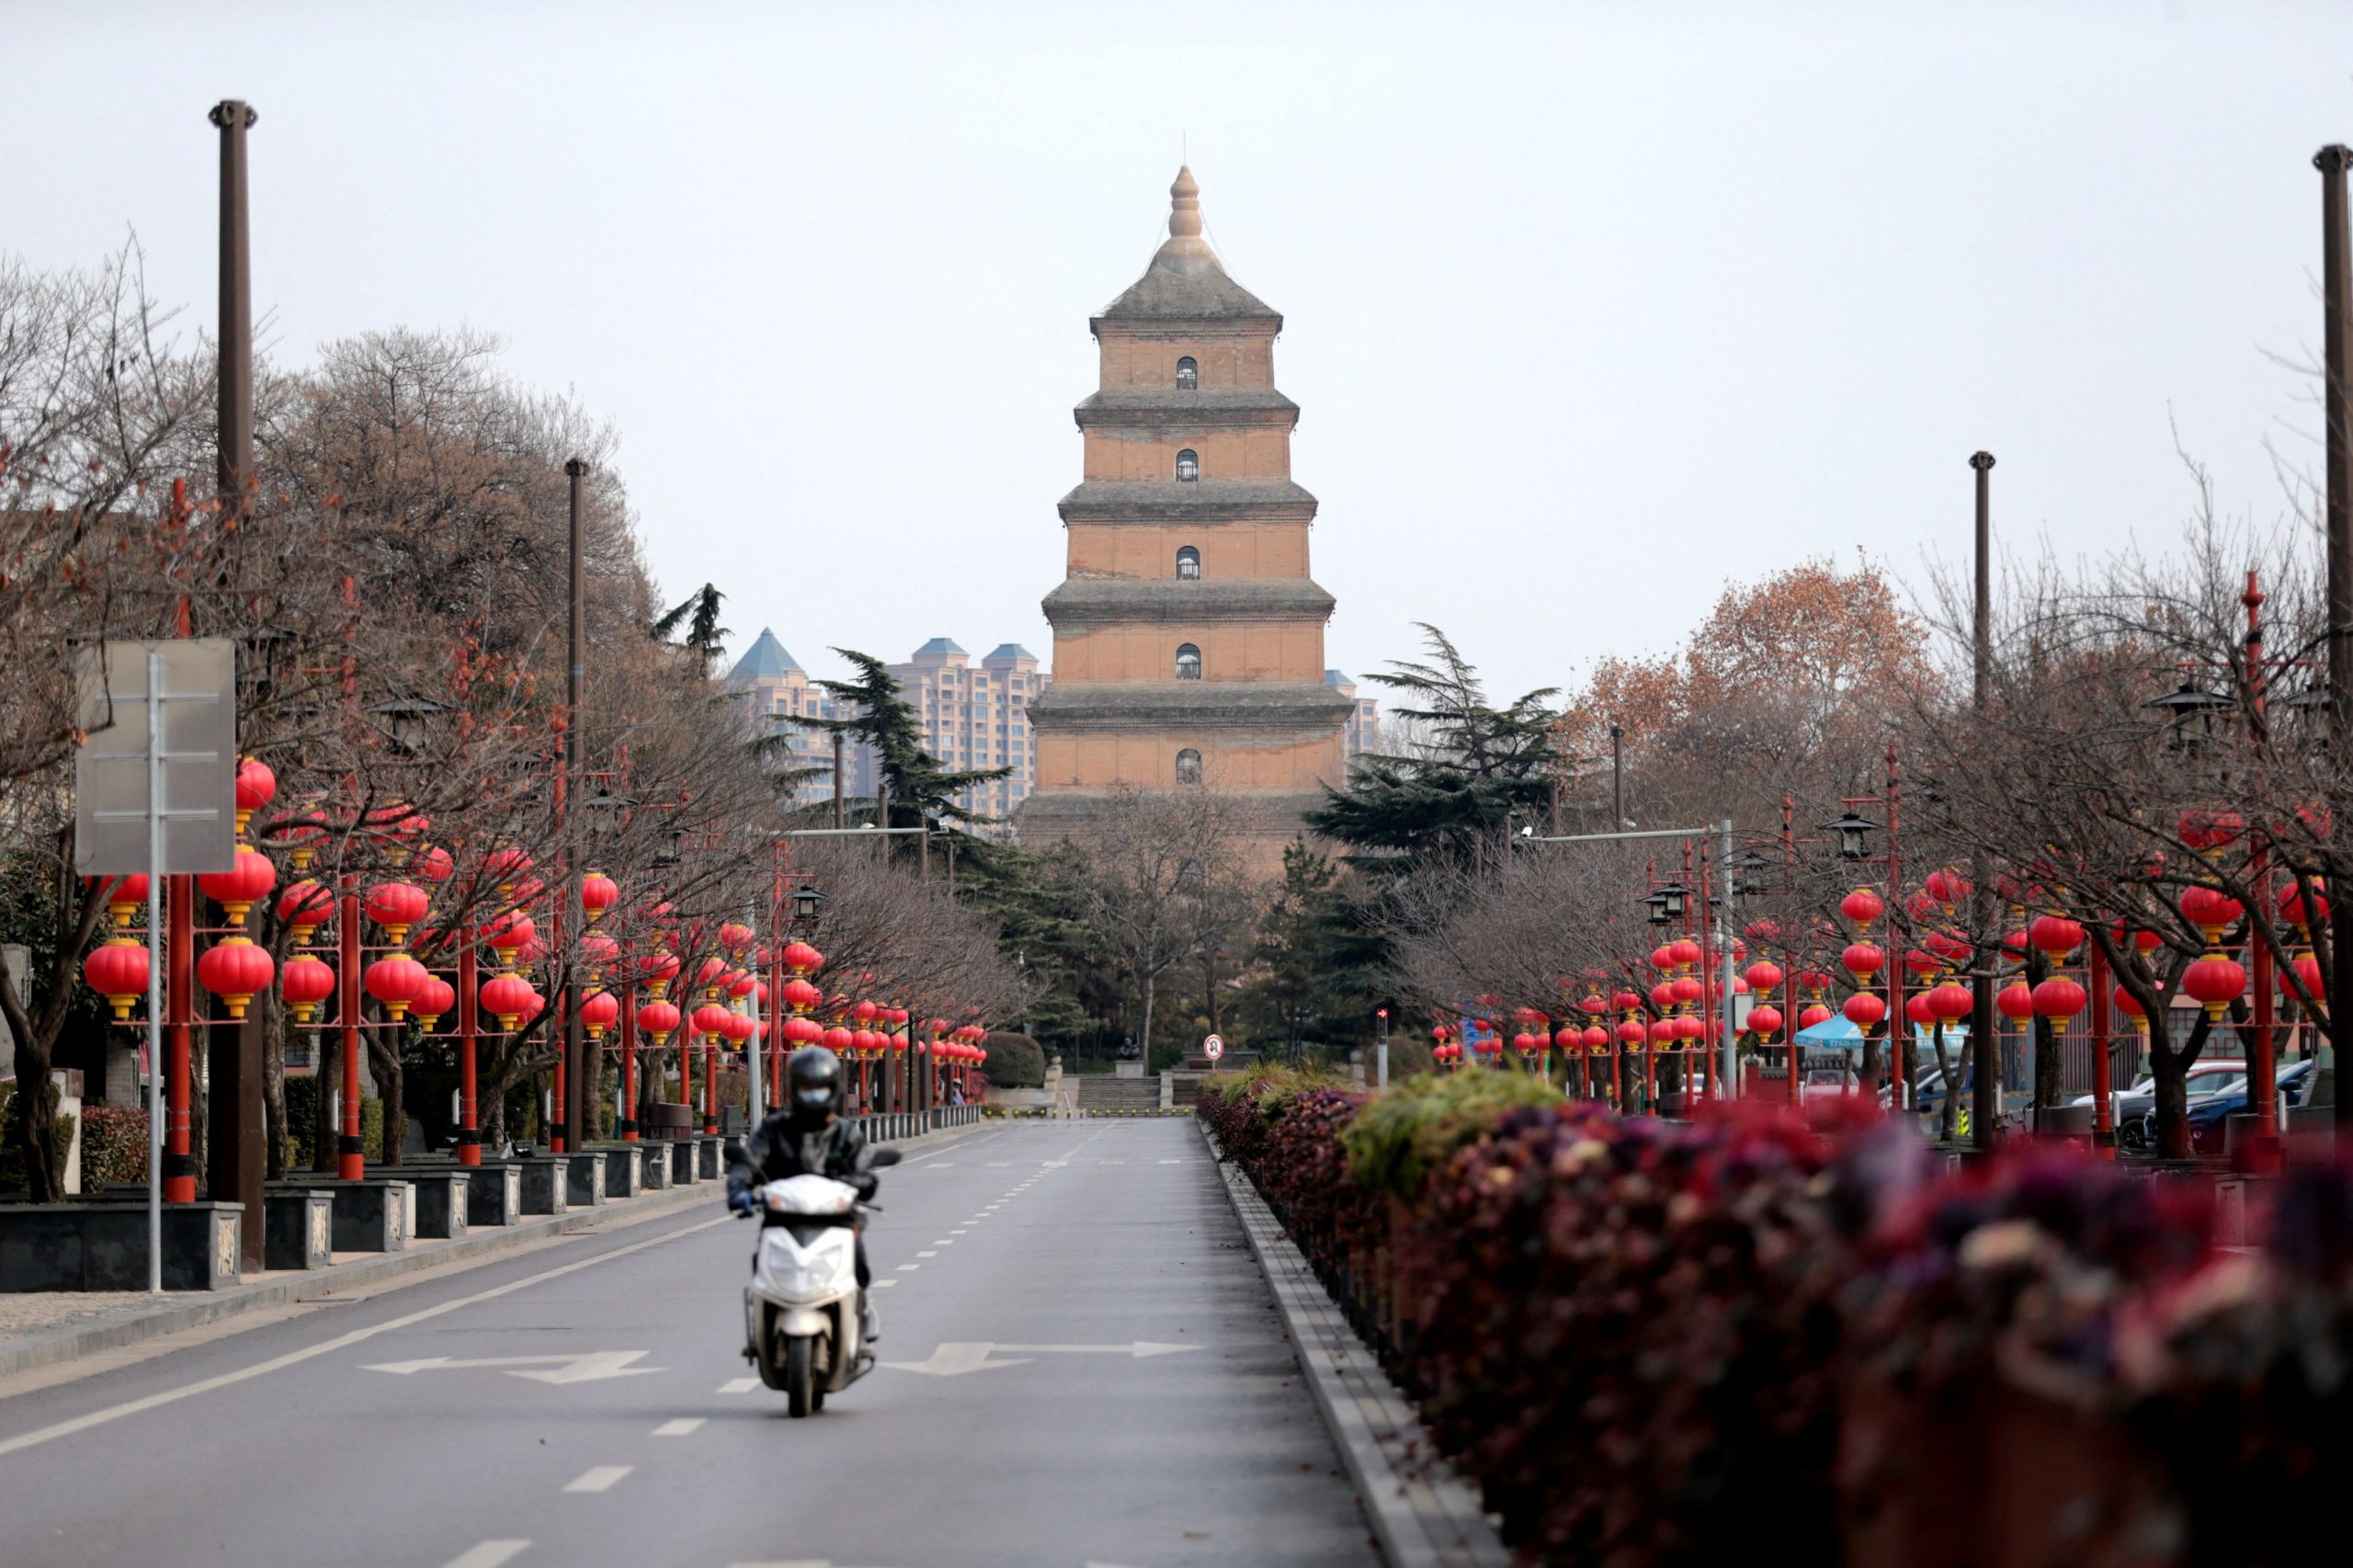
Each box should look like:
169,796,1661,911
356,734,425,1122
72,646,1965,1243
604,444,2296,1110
0,1119,1378,1568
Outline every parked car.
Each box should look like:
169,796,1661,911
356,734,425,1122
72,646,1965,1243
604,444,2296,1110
1801,1067,1861,1103
2152,1060,2317,1156
2113,1062,2246,1152
1880,1065,1959,1116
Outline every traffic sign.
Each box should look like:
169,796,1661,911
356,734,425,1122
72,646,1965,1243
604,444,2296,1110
1202,1034,1224,1061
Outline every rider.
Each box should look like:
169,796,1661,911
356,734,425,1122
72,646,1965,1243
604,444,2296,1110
726,1046,879,1339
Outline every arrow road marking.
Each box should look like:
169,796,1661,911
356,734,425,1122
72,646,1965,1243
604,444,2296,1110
881,1341,1202,1377
361,1350,661,1384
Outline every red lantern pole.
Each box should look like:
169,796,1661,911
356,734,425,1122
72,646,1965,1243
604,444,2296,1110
2245,573,2281,1172
1886,744,1907,1115
458,921,481,1166
679,1017,694,1125
164,875,196,1203
619,978,639,1140
338,874,364,1180
704,1033,719,1135
2087,936,2114,1156
1693,842,1717,1106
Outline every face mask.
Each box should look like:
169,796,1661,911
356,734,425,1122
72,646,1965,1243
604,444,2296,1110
793,1089,833,1112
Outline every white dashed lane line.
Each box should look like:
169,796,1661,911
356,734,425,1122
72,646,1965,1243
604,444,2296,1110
874,1278,898,1288
563,1467,631,1494
653,1417,705,1437
895,1264,920,1272
916,1251,938,1258
719,1377,757,1393
441,1542,529,1568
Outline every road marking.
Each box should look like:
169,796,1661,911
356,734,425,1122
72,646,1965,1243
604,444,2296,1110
984,1161,1010,1166
1158,1159,1184,1165
653,1417,705,1437
873,1278,897,1288
563,1465,631,1494
1097,1160,1127,1165
915,1250,938,1258
928,1163,953,1168
949,1229,968,1234
362,1350,659,1384
0,1214,730,1460
894,1263,920,1271
882,1341,1203,1378
720,1377,758,1393
443,1543,530,1568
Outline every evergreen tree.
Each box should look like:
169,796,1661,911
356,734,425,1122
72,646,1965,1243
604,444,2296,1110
1306,624,1559,871
1240,839,1360,1060
806,649,1010,833
651,585,731,676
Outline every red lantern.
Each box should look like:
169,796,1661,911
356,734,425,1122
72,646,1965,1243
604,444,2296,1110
1842,941,1886,979
1744,960,1783,994
580,870,619,923
484,910,537,960
726,970,757,999
1927,981,1972,1021
781,941,823,973
1669,975,1702,1006
84,940,151,1019
722,1010,756,1046
197,939,275,1019
851,998,879,1025
1651,944,1677,971
2181,956,2247,1020
1582,1025,1608,1051
364,881,430,944
719,921,756,955
2112,985,2148,1026
1616,1019,1645,1046
2293,952,2325,1002
2279,882,2330,929
1843,992,1888,1028
2027,914,2085,959
783,1016,825,1046
410,972,456,1028
1996,982,2035,1021
638,949,681,992
2177,808,2245,855
101,873,150,928
1611,989,1643,1013
483,846,534,891
1649,1018,1677,1046
579,990,621,1040
1840,887,1885,929
278,879,333,944
1924,931,1972,966
690,1003,733,1042
1904,948,1939,978
2177,885,2244,938
1904,993,1937,1028
199,846,278,927
413,845,455,883
578,931,619,978
781,978,823,1011
280,952,336,1024
482,973,538,1030
1553,1025,1578,1050
1748,1004,1783,1040
234,756,278,826
1798,1003,1833,1030
636,997,681,1044
823,1025,856,1053
364,954,426,1020
2030,975,2087,1022
1666,937,1701,968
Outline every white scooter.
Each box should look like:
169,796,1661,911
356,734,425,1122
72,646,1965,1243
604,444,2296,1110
738,1146,900,1417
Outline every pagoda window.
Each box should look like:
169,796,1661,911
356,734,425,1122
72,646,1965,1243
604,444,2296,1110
1176,748,1203,785
1176,643,1202,681
1176,546,1200,581
1175,449,1199,483
1176,357,1198,390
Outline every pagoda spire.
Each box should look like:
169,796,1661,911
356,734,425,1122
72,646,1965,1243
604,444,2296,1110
1153,165,1218,269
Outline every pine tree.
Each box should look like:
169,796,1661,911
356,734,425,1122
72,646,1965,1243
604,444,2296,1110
806,649,1010,833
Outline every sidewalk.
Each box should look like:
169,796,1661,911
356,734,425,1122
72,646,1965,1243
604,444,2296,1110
0,1120,985,1378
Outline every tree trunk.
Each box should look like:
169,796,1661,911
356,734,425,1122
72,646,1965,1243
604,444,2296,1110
1140,971,1156,1072
1941,1039,1970,1142
0,942,62,1203
0,848,112,1202
312,1026,339,1173
369,1029,404,1165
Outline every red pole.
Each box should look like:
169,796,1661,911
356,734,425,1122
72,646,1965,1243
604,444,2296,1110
549,977,568,1155
2088,937,2114,1156
1785,966,1801,1107
338,877,364,1180
680,1028,694,1125
2245,572,2280,1171
704,1039,718,1134
165,875,196,1202
457,923,480,1166
620,980,639,1140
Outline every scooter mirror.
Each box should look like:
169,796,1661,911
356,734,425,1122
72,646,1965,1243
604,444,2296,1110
867,1147,904,1169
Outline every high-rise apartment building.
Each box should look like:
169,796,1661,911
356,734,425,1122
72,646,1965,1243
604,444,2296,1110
1324,671,1381,758
888,639,1048,831
723,629,877,806
1020,166,1349,853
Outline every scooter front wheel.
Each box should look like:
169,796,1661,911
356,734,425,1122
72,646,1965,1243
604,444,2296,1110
784,1333,816,1418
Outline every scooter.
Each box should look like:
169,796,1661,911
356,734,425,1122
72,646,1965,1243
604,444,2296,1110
737,1145,900,1417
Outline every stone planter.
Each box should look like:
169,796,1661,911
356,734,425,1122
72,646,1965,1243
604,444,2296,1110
465,1163,523,1227
563,1152,608,1208
515,1157,570,1216
0,1200,243,1291
597,1145,643,1198
264,1189,335,1270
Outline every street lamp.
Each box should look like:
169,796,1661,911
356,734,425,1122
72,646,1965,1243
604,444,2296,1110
365,694,455,756
1642,888,1673,926
2146,679,2233,752
1818,812,1880,862
1656,880,1690,923
790,884,824,925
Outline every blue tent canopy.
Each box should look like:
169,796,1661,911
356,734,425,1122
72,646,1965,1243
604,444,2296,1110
1793,1014,1970,1051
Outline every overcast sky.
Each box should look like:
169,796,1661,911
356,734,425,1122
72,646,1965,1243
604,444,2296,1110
16,1,2353,703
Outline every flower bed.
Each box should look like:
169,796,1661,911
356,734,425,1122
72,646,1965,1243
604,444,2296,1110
1200,1068,2353,1568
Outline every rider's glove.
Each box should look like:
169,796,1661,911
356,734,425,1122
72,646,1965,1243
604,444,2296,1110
848,1172,879,1201
728,1187,758,1216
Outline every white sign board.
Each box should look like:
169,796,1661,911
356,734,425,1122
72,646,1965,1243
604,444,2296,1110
1202,1034,1224,1061
73,639,237,875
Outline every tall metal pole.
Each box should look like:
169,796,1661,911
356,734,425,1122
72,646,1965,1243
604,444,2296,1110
457,925,481,1165
1970,451,1999,1151
1610,724,1624,826
144,652,165,1291
2319,145,2353,1142
209,97,264,1267
832,733,847,830
1719,819,1739,1098
559,458,588,1151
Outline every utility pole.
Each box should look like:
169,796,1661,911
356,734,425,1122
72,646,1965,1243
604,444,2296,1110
558,457,587,1151
1610,723,1625,826
832,732,846,829
209,97,265,1269
2319,145,2353,1142
1970,451,1999,1152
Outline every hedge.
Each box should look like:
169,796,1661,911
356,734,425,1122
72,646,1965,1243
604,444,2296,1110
281,1077,382,1169
79,1104,149,1187
982,1032,1047,1089
1201,1068,2353,1568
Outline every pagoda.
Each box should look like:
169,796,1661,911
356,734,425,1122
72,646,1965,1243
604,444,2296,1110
1018,166,1348,850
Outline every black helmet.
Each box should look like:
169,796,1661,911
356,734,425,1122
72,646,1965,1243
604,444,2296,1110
785,1047,844,1119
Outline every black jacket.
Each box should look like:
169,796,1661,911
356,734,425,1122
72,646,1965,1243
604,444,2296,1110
725,1109,874,1204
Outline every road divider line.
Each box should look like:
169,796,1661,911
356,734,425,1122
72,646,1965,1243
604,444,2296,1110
562,1466,631,1494
441,1541,529,1568
653,1417,704,1437
719,1377,758,1393
874,1278,898,1289
0,1214,730,1461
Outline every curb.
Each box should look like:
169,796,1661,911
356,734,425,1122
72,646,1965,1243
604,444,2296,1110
1204,1124,1509,1568
0,1121,986,1380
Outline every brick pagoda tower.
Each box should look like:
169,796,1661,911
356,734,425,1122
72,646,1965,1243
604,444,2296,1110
1019,166,1349,851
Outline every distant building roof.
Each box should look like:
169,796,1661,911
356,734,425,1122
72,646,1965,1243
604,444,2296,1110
912,637,968,659
726,628,801,684
1324,669,1349,686
983,643,1039,664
